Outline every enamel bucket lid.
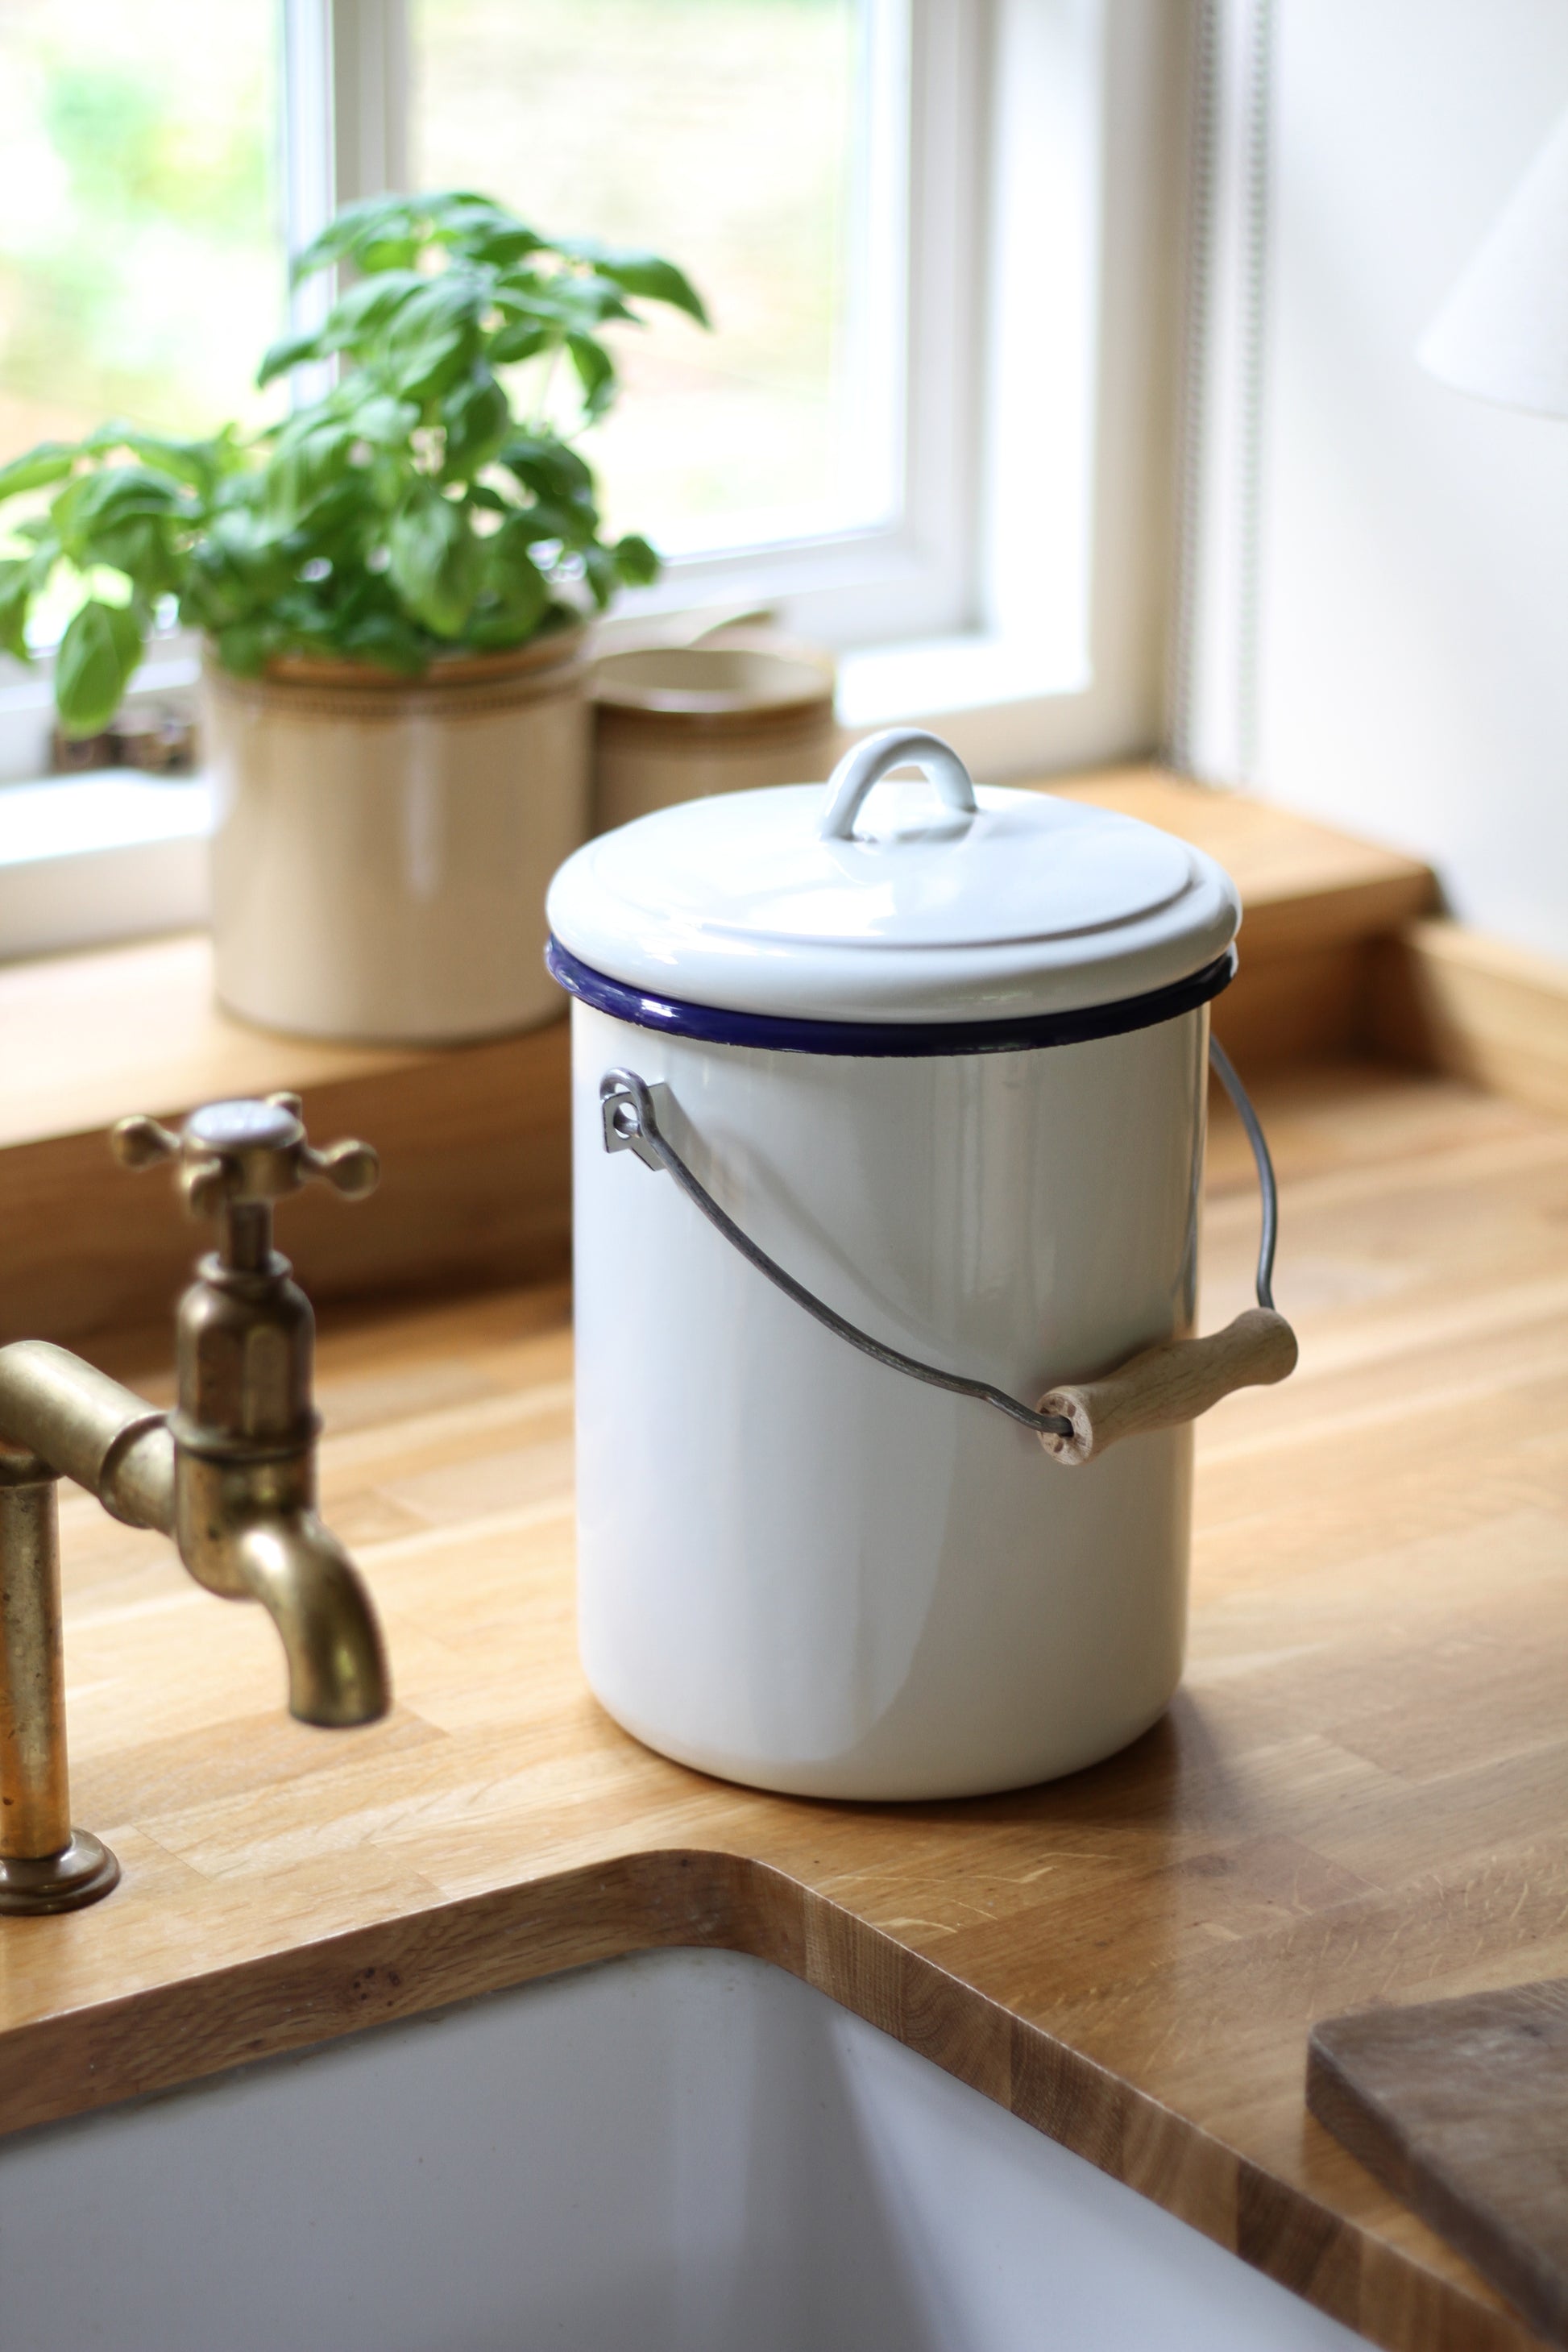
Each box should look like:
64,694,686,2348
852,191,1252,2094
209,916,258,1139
547,728,1241,1036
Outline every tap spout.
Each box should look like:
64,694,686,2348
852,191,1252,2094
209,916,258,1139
0,1338,390,1728
172,1450,390,1728
227,1512,389,1728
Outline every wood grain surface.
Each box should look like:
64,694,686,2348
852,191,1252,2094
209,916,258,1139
1,1058,1562,2349
1309,1980,1568,2348
1373,918,1568,1121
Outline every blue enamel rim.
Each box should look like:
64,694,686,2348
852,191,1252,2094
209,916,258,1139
545,938,1237,1057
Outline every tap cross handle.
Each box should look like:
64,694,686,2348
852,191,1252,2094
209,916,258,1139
110,1097,379,1226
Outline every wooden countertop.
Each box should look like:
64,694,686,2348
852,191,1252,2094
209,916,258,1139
2,1059,1564,2352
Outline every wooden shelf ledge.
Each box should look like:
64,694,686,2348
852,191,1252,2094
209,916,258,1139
0,766,1437,1348
1372,915,1568,1122
0,950,573,1350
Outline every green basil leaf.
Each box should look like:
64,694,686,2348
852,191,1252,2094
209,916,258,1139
387,487,480,637
461,225,546,268
56,466,184,529
392,329,473,404
94,516,186,595
496,434,595,503
557,239,710,327
262,423,356,529
0,442,80,501
384,280,486,401
336,609,431,673
213,619,279,675
257,328,327,388
348,393,422,447
503,497,591,548
388,277,485,346
428,193,546,268
363,449,417,512
566,333,617,421
84,426,224,493
483,523,550,632
266,588,337,638
440,367,511,476
613,533,660,587
425,189,506,227
283,475,370,550
358,234,424,274
180,506,297,631
52,467,189,574
487,318,551,367
55,599,143,735
0,559,35,658
291,194,419,286
326,269,430,347
581,542,621,610
205,503,287,561
495,273,634,335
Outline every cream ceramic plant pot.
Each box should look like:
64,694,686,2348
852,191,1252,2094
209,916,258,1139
205,632,589,1043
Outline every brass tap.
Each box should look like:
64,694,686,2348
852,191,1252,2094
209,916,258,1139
0,1096,390,1917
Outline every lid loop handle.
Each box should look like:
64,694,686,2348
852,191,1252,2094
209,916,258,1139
817,727,978,841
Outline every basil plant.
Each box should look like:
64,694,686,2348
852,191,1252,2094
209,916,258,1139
0,191,708,735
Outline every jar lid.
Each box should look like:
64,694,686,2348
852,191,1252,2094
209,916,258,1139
590,638,834,720
546,728,1241,1026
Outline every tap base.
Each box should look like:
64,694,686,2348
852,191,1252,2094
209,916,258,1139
0,1830,120,1915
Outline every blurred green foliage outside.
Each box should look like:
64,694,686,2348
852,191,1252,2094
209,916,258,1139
0,0,284,471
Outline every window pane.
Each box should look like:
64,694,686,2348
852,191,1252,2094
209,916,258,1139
411,0,905,558
0,0,284,469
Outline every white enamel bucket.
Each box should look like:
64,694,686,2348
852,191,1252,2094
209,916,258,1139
546,731,1295,1800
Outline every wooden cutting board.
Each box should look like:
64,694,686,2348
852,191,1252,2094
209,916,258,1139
1309,1979,1568,2349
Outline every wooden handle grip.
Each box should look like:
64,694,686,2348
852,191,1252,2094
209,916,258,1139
1037,1308,1298,1466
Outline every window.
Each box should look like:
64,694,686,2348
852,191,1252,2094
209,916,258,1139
0,1,284,795
399,0,982,649
0,2,284,471
1,0,1192,956
413,0,906,562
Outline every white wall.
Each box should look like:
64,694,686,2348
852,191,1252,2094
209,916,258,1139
1252,0,1568,957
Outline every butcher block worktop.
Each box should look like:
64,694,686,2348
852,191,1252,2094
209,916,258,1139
2,1058,1565,2352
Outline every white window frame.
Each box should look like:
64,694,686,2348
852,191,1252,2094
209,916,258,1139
0,0,1193,960
311,0,986,651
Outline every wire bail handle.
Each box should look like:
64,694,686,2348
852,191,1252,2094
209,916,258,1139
600,1047,1297,1465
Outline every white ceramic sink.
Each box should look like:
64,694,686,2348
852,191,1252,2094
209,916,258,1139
1,1948,1363,2351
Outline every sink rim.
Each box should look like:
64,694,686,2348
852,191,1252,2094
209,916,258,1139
0,1842,1388,2345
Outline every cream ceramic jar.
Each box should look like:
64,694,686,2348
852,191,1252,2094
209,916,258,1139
205,633,588,1043
589,634,837,833
547,730,1261,1801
